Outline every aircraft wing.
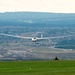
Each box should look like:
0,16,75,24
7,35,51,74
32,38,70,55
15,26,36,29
0,33,32,39
37,35,74,40
0,33,74,40
36,37,50,40
49,35,74,39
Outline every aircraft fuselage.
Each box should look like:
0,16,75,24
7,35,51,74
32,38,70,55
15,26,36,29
32,38,38,42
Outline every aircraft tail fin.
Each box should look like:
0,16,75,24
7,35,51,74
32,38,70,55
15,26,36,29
41,33,43,38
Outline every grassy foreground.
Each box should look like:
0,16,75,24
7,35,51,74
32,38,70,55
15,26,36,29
0,60,75,75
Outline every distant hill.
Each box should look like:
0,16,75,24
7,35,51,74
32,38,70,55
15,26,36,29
0,12,75,27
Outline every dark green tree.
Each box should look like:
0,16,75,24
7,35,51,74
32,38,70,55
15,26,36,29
54,57,59,60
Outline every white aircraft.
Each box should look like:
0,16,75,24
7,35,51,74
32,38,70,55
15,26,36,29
0,33,73,42
0,33,49,42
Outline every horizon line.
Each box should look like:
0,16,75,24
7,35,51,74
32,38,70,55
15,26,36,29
0,11,75,14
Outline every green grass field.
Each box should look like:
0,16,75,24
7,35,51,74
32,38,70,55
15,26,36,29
0,60,75,75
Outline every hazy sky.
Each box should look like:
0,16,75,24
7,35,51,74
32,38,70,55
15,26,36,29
0,0,75,13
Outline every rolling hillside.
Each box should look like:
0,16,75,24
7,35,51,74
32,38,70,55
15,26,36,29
0,12,75,27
